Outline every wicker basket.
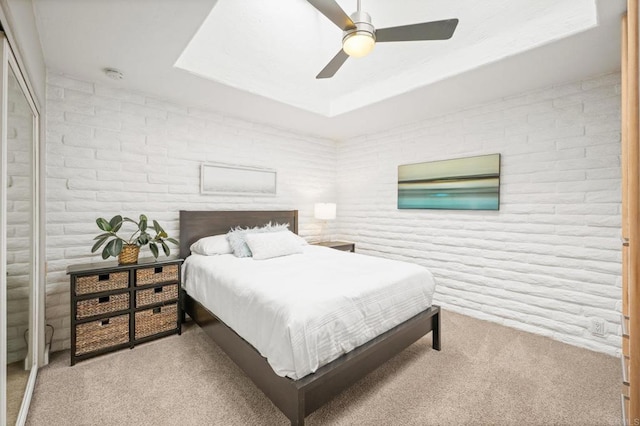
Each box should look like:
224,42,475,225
118,244,140,265
75,271,128,295
75,314,129,356
135,304,177,339
136,264,179,286
76,293,130,319
136,284,178,308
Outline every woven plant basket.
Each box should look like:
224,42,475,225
118,244,140,265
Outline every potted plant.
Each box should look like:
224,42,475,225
91,214,178,264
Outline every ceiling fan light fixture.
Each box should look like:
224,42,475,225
342,31,375,57
341,9,375,58
309,0,458,79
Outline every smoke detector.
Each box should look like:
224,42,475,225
103,68,124,80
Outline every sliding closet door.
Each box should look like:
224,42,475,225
0,32,40,426
622,1,640,423
0,32,7,426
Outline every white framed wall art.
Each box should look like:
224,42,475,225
200,163,277,196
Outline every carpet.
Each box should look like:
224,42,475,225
25,310,621,425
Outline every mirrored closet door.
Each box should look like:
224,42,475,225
0,32,41,426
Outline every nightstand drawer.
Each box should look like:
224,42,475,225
135,304,178,339
136,264,179,286
136,284,178,308
76,293,129,319
75,271,129,295
75,314,129,356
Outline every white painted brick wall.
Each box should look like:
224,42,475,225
46,70,623,357
336,72,622,356
46,72,337,352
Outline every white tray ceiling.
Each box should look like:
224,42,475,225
34,0,626,139
176,0,599,117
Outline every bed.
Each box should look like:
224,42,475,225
179,210,441,425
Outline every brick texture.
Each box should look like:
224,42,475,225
336,72,622,356
46,73,337,352
45,71,622,357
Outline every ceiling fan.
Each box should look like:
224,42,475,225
307,0,459,79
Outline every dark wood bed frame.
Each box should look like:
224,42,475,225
179,210,441,425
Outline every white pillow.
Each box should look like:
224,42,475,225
244,231,304,260
190,234,232,256
227,222,290,258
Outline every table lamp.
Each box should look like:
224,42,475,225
314,203,336,242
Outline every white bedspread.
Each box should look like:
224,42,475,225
182,245,436,380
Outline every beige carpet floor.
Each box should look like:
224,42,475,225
26,310,621,425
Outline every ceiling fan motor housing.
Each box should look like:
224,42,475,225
343,10,375,43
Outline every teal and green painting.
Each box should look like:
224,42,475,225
398,154,500,210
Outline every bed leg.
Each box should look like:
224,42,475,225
290,391,305,426
432,307,441,351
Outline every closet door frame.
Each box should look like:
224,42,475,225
0,32,41,425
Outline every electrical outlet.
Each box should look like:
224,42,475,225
591,318,606,337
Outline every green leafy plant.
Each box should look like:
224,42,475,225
91,214,178,260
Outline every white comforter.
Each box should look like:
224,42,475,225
182,245,436,380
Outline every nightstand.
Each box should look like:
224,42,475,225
313,241,355,252
67,257,183,365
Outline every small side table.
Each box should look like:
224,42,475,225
313,241,355,252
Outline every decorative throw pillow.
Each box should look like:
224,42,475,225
245,231,304,260
189,234,232,256
226,222,290,258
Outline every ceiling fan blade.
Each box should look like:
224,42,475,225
376,19,459,42
307,0,356,31
316,49,349,79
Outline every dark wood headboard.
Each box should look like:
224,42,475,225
179,210,299,259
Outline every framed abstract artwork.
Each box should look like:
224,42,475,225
398,154,500,210
201,163,277,196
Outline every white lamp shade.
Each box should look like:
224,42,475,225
314,203,336,220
